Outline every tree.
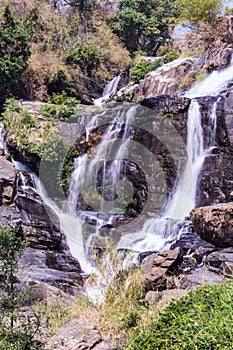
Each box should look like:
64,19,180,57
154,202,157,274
0,225,43,349
107,0,179,55
175,0,222,26
0,6,31,105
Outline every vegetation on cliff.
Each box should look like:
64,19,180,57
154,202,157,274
0,0,227,108
0,225,44,349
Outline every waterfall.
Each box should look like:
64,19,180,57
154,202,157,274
67,106,135,216
93,74,121,107
2,56,231,303
117,99,218,258
185,56,233,98
0,123,8,153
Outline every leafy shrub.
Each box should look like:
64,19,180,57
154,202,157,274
40,92,80,120
65,42,100,75
127,281,233,349
130,60,163,84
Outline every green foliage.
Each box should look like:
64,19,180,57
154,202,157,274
175,0,223,26
58,145,80,188
108,0,179,55
65,42,100,75
0,6,30,105
40,92,80,120
225,6,233,15
2,99,55,160
0,224,43,349
130,60,163,83
127,281,233,349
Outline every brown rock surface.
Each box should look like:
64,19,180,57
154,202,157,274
190,202,233,247
142,247,182,290
45,319,119,350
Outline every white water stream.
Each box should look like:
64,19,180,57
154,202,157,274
185,56,233,98
93,74,121,107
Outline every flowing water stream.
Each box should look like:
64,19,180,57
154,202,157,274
93,74,121,107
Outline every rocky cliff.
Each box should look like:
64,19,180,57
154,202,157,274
0,151,84,297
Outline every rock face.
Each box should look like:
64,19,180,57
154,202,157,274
45,319,120,350
205,248,233,276
142,247,182,290
190,202,233,247
0,155,17,204
134,58,197,102
19,248,83,294
140,94,233,207
16,194,62,250
198,94,233,206
0,153,83,295
180,266,226,289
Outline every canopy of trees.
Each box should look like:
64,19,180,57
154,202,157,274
107,0,179,55
0,6,30,104
175,0,222,25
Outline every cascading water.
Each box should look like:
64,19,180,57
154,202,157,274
185,56,233,98
93,74,121,107
117,99,218,260
2,56,233,304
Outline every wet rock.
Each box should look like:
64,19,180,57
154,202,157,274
223,90,233,148
199,154,233,205
114,83,138,102
145,289,189,310
15,194,62,250
142,247,182,290
0,156,16,204
141,94,190,114
190,202,233,247
19,248,83,295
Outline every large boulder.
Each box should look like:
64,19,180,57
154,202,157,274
19,248,83,295
142,247,182,290
205,247,233,276
180,266,226,289
190,202,233,247
45,319,119,350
